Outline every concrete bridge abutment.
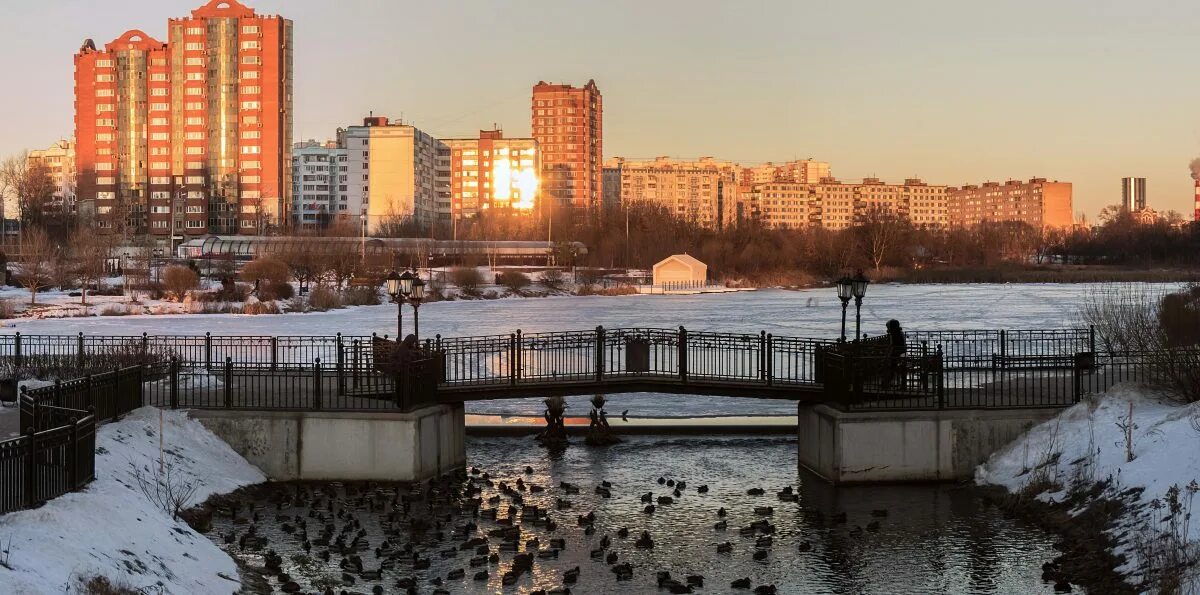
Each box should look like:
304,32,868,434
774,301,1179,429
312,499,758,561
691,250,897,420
797,403,1059,484
190,404,465,482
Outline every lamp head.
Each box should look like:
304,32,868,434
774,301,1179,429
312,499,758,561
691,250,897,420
836,275,854,301
410,275,426,301
398,270,415,296
851,270,869,299
385,270,401,297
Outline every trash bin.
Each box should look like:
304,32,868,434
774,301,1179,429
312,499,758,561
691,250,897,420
626,338,650,373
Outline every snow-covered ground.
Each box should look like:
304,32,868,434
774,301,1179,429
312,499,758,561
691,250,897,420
0,283,1185,417
0,407,265,594
977,384,1200,589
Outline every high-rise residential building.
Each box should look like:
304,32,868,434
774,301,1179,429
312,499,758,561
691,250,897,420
341,116,448,234
948,178,1073,229
26,139,77,216
291,139,347,229
441,129,540,221
74,0,292,245
741,160,831,186
1121,177,1147,212
749,178,947,230
604,157,740,229
532,80,602,210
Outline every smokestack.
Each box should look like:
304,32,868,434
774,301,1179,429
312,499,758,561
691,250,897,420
1195,179,1200,223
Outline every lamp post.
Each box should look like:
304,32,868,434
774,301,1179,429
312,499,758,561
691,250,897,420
836,275,854,342
409,274,426,341
385,270,414,338
851,269,869,342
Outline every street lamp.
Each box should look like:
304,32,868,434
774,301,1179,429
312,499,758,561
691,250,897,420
851,269,869,342
386,270,405,338
409,274,426,341
836,275,854,342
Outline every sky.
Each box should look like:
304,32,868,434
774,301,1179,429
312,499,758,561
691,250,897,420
2,0,1200,220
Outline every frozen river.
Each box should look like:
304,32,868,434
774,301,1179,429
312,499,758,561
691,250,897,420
4,283,1180,416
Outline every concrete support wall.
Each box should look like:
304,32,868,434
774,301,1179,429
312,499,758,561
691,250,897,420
191,404,465,482
798,403,1059,484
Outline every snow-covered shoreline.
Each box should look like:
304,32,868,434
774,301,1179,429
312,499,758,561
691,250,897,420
0,407,265,594
976,384,1200,591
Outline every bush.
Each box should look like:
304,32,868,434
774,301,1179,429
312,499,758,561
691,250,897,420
0,299,13,320
341,286,381,306
241,301,281,315
99,304,127,316
450,267,484,295
307,285,342,311
259,280,294,301
162,266,199,301
540,269,566,291
497,270,531,293
202,282,250,303
240,256,290,285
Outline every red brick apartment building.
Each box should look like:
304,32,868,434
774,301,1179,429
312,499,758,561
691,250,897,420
532,80,603,210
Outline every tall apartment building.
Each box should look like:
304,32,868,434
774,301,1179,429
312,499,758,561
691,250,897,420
26,139,77,216
604,157,740,229
442,129,540,220
751,178,947,230
532,80,602,210
74,0,292,244
948,179,1073,229
341,116,447,234
291,139,347,229
1121,177,1147,212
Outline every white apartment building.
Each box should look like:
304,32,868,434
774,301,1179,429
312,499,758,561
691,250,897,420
341,116,448,233
26,139,77,215
291,139,348,229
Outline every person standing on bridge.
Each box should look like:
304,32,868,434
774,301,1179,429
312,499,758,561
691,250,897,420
882,319,907,389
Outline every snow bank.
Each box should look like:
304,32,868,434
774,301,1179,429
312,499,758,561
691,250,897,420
976,383,1200,584
0,407,266,594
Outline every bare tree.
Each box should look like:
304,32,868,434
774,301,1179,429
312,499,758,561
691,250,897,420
857,206,906,273
18,227,56,305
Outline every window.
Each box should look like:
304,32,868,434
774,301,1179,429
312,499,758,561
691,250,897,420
97,206,112,214
241,100,260,109
96,191,115,200
151,191,170,199
240,41,260,50
152,220,168,229
240,145,260,154
186,72,204,81
151,176,171,184
187,191,205,199
95,133,114,142
185,101,204,110
242,190,261,199
150,117,168,126
241,70,259,79
150,103,169,111
242,25,260,34
96,74,114,82
185,147,204,155
96,59,113,68
186,220,204,229
186,205,204,213
151,206,170,214
185,176,204,184
186,27,204,35
241,220,256,228
95,89,114,98
95,104,114,112
185,131,205,140
242,130,260,139
242,115,259,124
96,118,115,127
96,176,114,185
186,161,203,170
150,87,168,96
185,42,204,51
186,117,205,126
241,86,260,94
242,160,261,169
242,175,260,183
241,56,261,65
185,57,204,66
185,87,203,96
150,132,170,141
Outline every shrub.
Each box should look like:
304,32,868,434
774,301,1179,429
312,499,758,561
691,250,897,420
341,286,381,306
450,267,484,295
259,280,294,301
240,256,290,285
497,270,531,293
241,301,281,315
308,285,342,311
0,299,13,320
162,266,199,301
99,304,127,316
540,269,566,291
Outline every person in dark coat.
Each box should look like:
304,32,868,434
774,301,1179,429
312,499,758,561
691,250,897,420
882,319,907,389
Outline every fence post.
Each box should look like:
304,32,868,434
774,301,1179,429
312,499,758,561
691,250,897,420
13,332,21,367
84,374,94,414
515,330,524,385
205,332,213,370
335,333,345,396
352,339,361,389
223,357,233,409
68,417,79,490
169,356,179,409
936,345,945,410
998,330,1007,364
270,336,278,370
1072,354,1082,405
24,424,36,508
314,358,323,411
141,332,149,358
678,326,688,384
595,326,605,382
766,333,774,387
1088,325,1096,354
77,332,85,369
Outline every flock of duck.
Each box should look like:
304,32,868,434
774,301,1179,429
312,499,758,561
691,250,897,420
208,465,888,594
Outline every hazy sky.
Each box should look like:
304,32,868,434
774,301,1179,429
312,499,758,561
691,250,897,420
3,0,1199,219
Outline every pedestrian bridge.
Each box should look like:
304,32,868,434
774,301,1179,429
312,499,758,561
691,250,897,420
8,327,1145,485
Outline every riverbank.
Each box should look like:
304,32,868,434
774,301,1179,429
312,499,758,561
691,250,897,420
0,407,264,593
976,384,1200,592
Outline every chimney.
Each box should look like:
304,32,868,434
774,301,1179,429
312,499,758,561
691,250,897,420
1194,180,1200,222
